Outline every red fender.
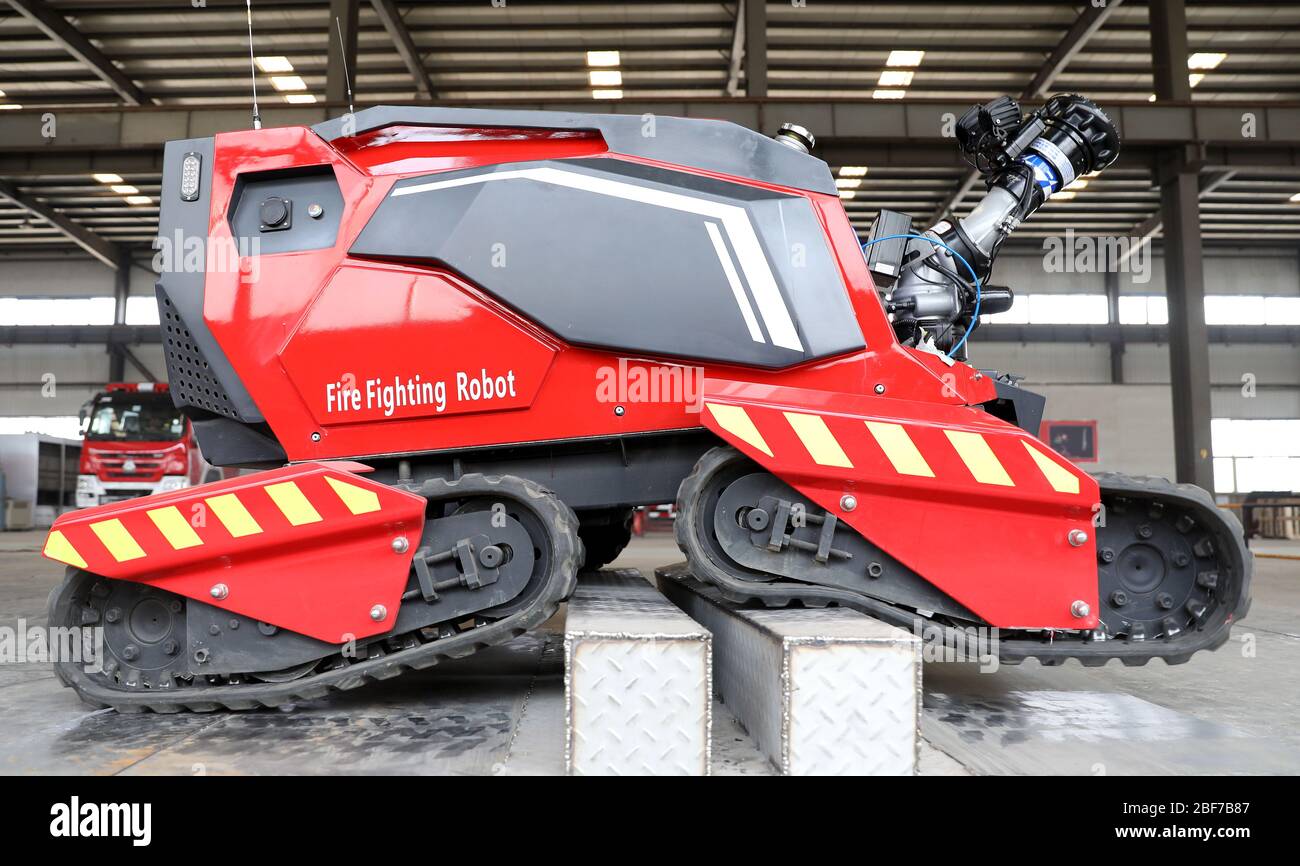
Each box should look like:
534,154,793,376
42,462,425,643
697,378,1101,630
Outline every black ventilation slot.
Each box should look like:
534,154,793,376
157,292,241,420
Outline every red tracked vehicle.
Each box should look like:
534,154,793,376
43,96,1249,711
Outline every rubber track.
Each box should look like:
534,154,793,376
50,473,583,713
673,448,1252,667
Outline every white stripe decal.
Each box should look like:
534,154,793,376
704,221,764,343
392,167,804,351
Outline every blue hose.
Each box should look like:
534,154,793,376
862,233,982,358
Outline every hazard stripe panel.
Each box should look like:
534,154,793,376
43,530,87,569
1022,441,1081,494
325,476,382,515
146,505,204,550
265,481,323,526
864,421,935,478
945,430,1015,486
705,402,773,457
206,493,263,538
89,518,146,562
784,411,853,468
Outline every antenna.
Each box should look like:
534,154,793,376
245,0,262,129
334,14,355,116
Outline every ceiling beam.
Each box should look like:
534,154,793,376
1117,170,1237,265
930,0,1124,224
0,325,159,345
0,179,121,268
370,0,435,99
725,0,746,97
1024,0,1126,99
4,0,149,106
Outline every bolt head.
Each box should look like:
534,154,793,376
307,203,324,219
1109,590,1129,608
614,405,625,416
105,607,121,623
121,644,139,661
873,384,886,395
478,544,503,568
840,494,857,512
1070,600,1091,619
1156,592,1175,610
209,583,229,600
369,604,388,622
163,639,178,656
1098,546,1116,563
391,536,409,554
1137,524,1153,539
311,432,322,442
1068,528,1089,547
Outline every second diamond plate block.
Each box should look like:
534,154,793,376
659,565,920,776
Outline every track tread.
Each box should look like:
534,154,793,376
673,446,1251,666
50,473,583,713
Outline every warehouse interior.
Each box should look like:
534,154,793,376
0,0,1297,780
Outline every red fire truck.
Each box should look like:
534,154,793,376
75,383,216,507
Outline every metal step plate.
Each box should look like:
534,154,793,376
658,563,920,776
564,569,712,776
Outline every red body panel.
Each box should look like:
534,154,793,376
198,124,994,462
44,462,425,643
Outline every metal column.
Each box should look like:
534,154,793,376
108,249,129,381
744,0,766,98
1149,0,1215,491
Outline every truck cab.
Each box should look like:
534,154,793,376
75,383,208,507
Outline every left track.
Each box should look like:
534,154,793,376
48,473,582,713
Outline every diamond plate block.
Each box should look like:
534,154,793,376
658,565,920,776
565,570,712,776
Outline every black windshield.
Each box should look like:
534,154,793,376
85,394,184,442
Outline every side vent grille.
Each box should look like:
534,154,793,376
158,293,241,420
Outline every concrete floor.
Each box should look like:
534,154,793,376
0,528,1296,775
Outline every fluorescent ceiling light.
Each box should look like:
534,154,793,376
838,190,857,200
877,70,914,87
284,94,317,104
92,173,123,184
1289,192,1300,203
591,89,624,100
838,166,868,177
1188,52,1227,70
1188,73,1205,87
256,56,295,73
1052,190,1077,200
587,50,620,67
0,88,4,97
0,104,21,110
270,75,307,92
1148,94,1157,102
1065,179,1088,191
124,196,153,205
110,184,139,194
835,178,862,189
886,50,925,67
873,89,906,100
589,70,623,87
